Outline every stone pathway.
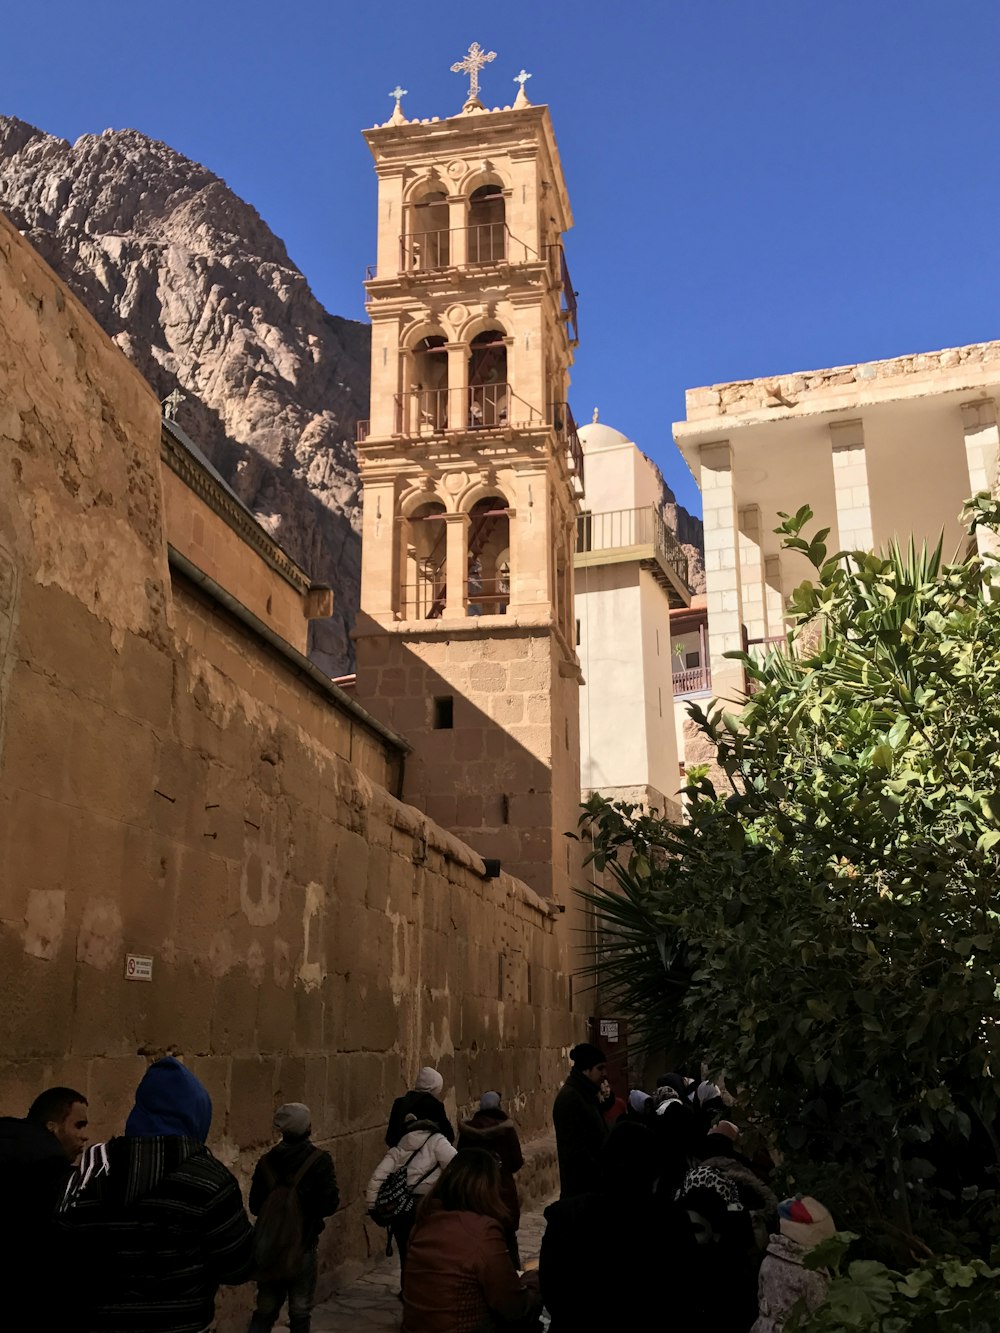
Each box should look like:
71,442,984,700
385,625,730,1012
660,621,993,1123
308,1200,551,1331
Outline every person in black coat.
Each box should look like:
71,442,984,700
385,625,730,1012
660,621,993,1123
540,1119,698,1328
551,1042,608,1199
248,1102,339,1333
385,1066,455,1148
0,1087,88,1327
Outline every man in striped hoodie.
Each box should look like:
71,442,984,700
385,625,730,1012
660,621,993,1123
59,1057,255,1333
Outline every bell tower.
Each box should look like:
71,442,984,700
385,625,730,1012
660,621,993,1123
353,57,584,901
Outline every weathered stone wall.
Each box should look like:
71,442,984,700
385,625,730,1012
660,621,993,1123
0,212,577,1306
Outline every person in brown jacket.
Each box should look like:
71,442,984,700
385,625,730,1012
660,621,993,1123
457,1091,525,1263
402,1150,541,1333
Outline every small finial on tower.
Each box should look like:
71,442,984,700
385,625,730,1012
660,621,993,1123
386,85,408,126
592,406,599,424
513,69,532,107
162,388,185,421
451,41,496,111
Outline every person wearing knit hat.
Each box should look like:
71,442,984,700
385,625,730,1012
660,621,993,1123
751,1196,836,1333
551,1042,608,1199
385,1065,455,1149
247,1102,340,1333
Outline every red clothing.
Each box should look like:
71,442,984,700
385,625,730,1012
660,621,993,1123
602,1096,627,1127
402,1207,539,1333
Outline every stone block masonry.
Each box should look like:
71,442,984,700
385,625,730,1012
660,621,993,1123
0,213,578,1314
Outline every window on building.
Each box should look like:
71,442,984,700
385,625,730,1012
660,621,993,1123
685,651,700,669
433,696,454,729
575,619,581,646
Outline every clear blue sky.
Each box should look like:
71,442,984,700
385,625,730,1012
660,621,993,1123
5,0,1000,516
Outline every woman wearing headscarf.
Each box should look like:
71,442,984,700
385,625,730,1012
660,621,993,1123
386,1067,455,1147
457,1091,524,1263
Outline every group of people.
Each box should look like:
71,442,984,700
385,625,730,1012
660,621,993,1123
0,1048,834,1333
547,1042,835,1332
0,1058,338,1333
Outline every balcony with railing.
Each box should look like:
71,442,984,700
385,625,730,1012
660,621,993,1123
672,664,712,696
397,223,539,272
575,505,691,607
552,401,584,492
399,576,510,621
393,383,543,436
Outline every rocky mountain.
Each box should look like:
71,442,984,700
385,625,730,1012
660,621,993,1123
0,115,367,671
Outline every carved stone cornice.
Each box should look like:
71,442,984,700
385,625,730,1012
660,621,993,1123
160,424,311,594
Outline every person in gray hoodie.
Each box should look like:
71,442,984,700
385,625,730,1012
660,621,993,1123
458,1091,524,1262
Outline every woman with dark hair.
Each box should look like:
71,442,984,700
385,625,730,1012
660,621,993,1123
402,1149,541,1332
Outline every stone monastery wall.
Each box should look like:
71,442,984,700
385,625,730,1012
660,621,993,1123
0,213,576,1287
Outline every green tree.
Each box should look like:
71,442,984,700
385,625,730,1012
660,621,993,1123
579,496,1000,1258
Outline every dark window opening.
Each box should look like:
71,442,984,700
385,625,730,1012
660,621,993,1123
433,696,454,729
685,651,700,669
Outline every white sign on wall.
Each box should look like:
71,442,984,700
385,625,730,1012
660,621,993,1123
125,954,154,982
599,1019,619,1042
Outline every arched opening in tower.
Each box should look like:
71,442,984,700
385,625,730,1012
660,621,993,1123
411,335,449,432
404,499,448,618
468,184,505,263
406,190,450,269
467,495,511,616
468,331,507,429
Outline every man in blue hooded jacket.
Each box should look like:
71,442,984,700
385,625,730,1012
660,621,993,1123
58,1056,255,1333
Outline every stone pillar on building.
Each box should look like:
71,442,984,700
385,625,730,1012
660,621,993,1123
961,399,1000,561
701,440,745,702
763,556,785,639
443,512,470,618
446,343,467,432
738,504,767,643
448,196,468,267
360,480,398,623
830,419,874,552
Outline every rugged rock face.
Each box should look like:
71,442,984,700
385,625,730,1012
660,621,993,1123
0,115,367,672
645,454,706,594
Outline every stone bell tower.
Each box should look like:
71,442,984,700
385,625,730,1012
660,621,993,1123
352,53,584,902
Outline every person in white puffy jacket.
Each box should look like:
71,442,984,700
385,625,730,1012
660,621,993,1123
365,1116,457,1273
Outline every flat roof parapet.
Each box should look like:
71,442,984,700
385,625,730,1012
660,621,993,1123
684,339,1000,424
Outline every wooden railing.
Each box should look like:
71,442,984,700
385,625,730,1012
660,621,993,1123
672,665,711,695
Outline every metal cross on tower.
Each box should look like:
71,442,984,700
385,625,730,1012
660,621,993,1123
450,41,496,103
389,85,407,109
161,388,185,421
513,69,532,88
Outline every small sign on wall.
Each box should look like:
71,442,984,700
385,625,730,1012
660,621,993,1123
599,1019,619,1043
125,954,154,982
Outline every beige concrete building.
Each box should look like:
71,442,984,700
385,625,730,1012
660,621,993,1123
675,342,1000,701
574,417,690,818
353,80,586,901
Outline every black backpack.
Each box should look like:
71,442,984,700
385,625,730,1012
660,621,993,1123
370,1133,437,1229
253,1148,322,1281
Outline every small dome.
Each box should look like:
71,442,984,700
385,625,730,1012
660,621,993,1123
577,420,634,453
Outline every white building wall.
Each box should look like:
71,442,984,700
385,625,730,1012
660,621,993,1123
638,569,681,805
577,563,649,791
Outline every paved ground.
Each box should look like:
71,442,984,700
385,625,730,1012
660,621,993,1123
308,1199,551,1331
